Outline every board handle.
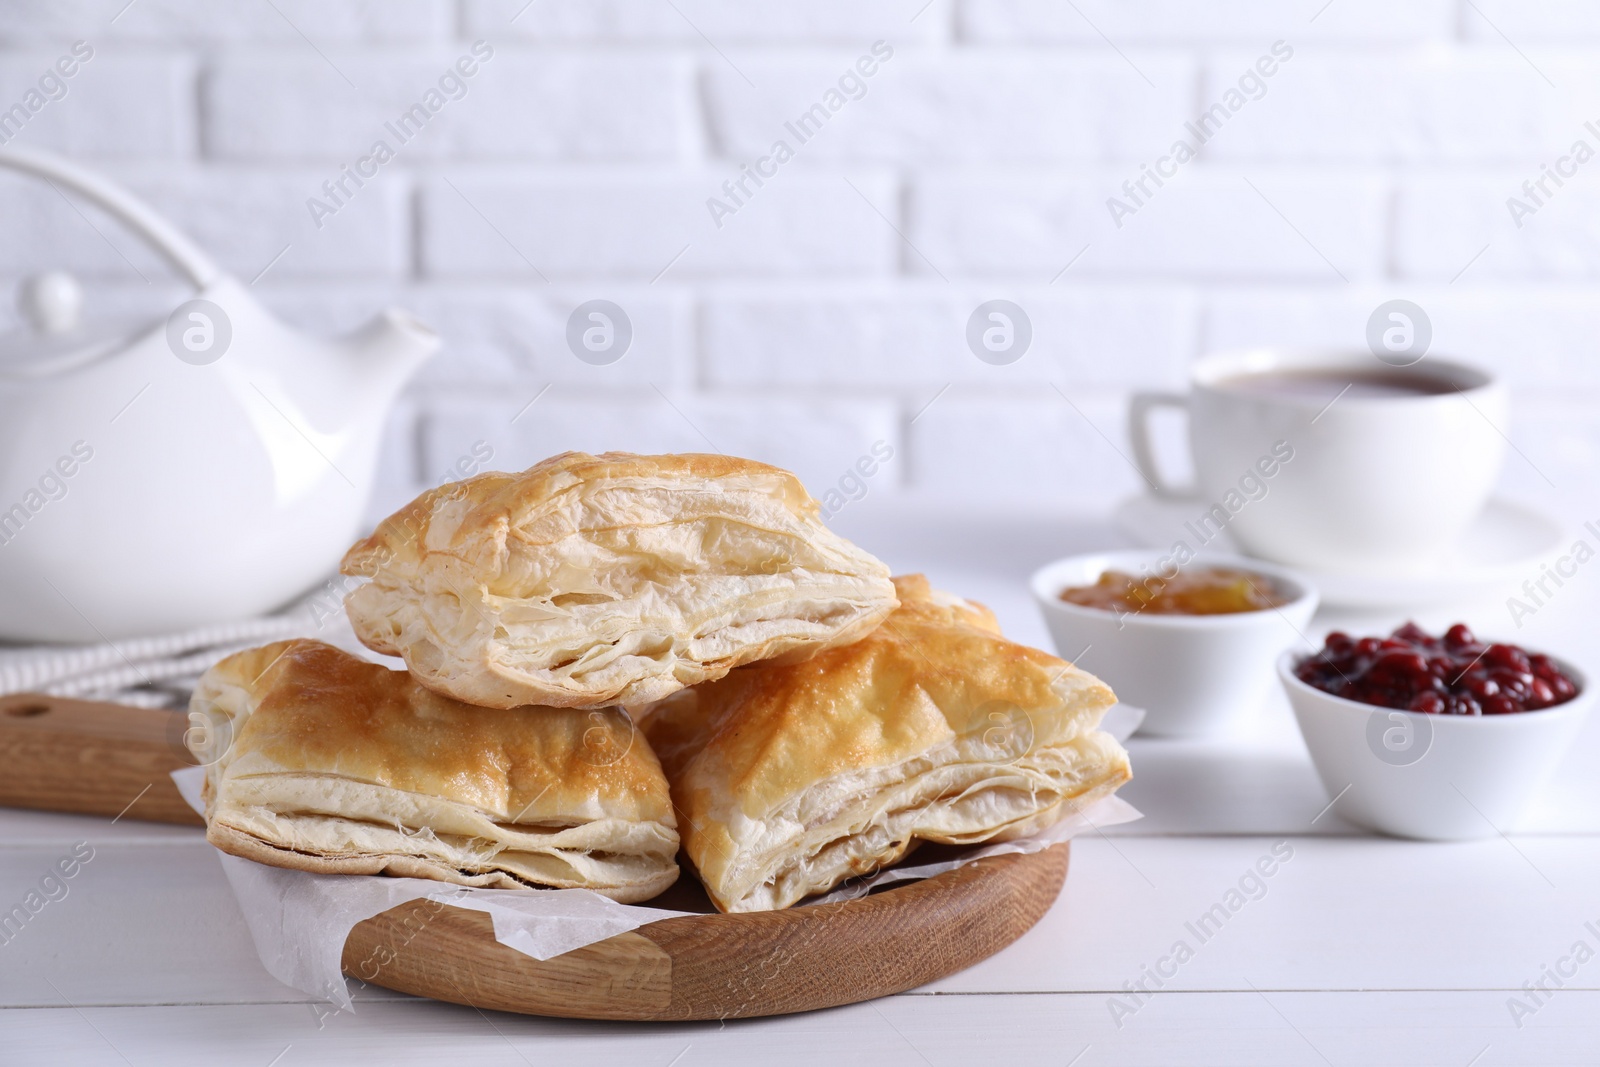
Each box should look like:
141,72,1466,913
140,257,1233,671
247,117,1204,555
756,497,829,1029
0,692,205,826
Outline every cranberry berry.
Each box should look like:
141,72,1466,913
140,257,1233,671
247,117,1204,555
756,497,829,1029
1294,622,1579,716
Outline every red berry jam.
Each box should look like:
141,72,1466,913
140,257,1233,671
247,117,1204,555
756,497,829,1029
1294,622,1580,715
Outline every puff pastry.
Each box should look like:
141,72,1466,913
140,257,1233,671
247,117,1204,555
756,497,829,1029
642,575,1131,913
340,451,898,710
188,640,679,902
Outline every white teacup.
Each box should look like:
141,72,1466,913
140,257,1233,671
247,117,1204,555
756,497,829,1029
1129,351,1508,573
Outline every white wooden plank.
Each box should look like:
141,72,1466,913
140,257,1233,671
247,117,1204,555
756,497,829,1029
4,836,1597,1008
6,992,1598,1066
0,840,334,1006
1116,699,1600,837
0,807,202,845
934,836,1600,995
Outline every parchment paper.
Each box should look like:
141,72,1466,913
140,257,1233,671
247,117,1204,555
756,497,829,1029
173,766,696,1009
173,703,1144,1009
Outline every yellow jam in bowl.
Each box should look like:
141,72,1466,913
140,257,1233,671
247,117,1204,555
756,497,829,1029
1058,566,1287,616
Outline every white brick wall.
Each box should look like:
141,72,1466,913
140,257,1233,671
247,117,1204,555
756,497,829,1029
702,51,1196,163
0,0,1594,522
420,170,902,278
207,50,693,161
0,1,453,43
422,391,900,498
919,169,1391,281
958,0,1457,43
0,49,191,156
1395,174,1600,280
1199,50,1597,163
700,285,1194,388
463,0,948,44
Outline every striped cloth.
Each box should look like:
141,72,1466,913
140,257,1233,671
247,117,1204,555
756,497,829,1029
0,586,368,709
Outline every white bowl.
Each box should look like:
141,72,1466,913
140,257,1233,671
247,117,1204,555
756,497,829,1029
1279,648,1594,840
1030,550,1318,737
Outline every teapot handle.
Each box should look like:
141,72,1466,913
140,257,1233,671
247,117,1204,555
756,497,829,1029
0,146,220,290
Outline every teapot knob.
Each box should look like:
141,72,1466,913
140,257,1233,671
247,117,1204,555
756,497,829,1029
18,271,83,335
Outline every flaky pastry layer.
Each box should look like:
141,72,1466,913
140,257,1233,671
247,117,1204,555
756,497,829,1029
341,452,899,709
643,575,1131,912
190,640,678,902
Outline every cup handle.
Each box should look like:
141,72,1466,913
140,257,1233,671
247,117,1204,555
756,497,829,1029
1128,391,1197,500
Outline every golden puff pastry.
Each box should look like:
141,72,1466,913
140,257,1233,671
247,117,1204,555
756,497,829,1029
188,640,678,902
642,575,1131,913
340,452,898,710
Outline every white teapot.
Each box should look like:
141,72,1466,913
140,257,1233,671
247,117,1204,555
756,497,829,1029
0,147,437,641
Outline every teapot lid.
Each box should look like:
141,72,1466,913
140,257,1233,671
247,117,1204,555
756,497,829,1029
0,271,149,379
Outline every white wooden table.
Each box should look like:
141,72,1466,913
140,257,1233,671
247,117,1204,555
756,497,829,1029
5,507,1597,1065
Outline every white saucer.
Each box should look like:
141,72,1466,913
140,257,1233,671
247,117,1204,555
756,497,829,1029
1112,494,1569,610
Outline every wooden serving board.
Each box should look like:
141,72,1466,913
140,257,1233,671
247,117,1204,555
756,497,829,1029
0,692,205,825
0,691,1069,1020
